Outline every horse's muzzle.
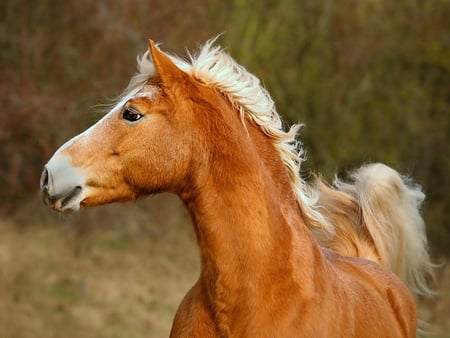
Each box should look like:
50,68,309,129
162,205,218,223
39,155,86,212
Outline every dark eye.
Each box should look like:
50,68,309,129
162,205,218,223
122,107,143,122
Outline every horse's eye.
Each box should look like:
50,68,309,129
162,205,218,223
122,107,143,122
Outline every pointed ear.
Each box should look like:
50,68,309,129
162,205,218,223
149,40,185,85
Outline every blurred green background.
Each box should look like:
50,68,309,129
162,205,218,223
0,0,448,337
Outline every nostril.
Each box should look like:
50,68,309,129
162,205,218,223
40,167,49,191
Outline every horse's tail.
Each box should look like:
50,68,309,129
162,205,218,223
314,163,435,298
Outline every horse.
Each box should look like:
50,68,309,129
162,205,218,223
40,39,434,337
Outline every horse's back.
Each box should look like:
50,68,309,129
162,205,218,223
324,248,417,337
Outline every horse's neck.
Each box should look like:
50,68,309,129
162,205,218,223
179,121,326,329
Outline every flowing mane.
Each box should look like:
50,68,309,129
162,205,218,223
121,39,333,236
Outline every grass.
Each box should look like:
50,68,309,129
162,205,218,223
0,194,448,337
0,194,199,338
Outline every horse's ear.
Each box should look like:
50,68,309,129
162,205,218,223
149,40,185,85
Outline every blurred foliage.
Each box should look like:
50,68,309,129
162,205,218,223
0,0,449,254
221,0,450,255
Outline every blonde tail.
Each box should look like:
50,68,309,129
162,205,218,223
314,163,435,298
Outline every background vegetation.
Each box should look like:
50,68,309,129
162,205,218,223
0,0,448,337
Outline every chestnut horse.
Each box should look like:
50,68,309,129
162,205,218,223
40,39,434,337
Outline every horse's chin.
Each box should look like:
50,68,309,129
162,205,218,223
45,201,81,214
60,202,82,213
52,193,83,213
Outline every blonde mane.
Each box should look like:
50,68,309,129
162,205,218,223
119,39,333,236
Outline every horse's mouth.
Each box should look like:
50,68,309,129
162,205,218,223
41,185,83,212
59,186,83,210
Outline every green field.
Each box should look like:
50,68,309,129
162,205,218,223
0,195,448,338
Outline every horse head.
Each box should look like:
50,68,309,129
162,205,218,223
40,41,222,212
